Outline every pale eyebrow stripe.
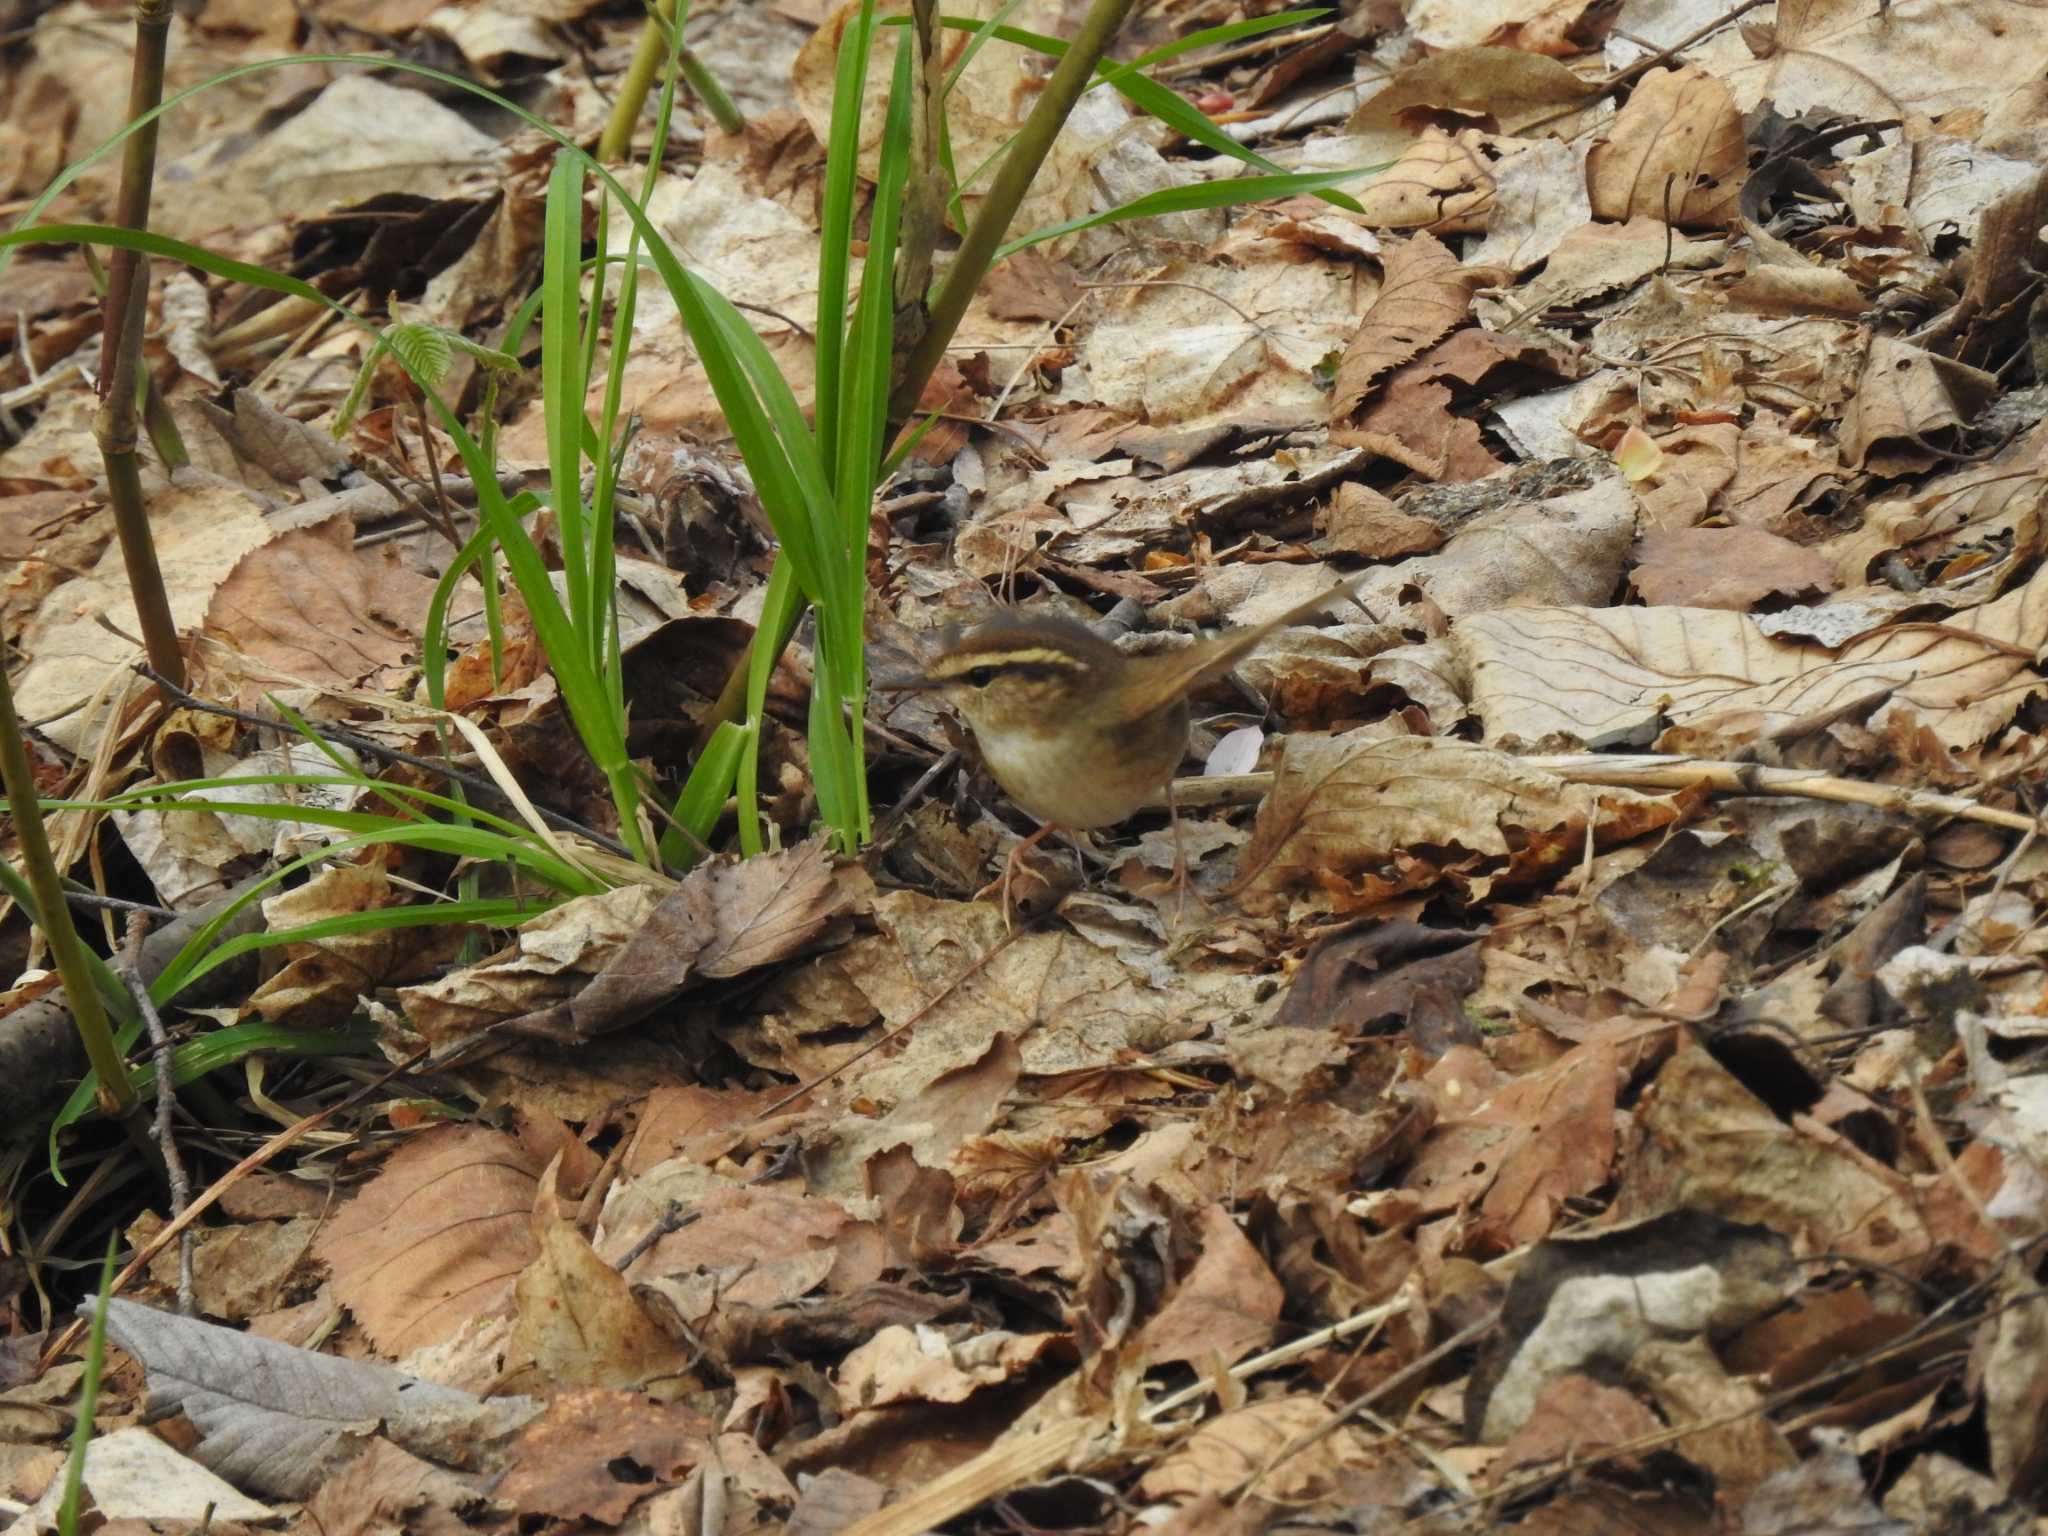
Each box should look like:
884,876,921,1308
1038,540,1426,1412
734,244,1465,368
928,646,1090,681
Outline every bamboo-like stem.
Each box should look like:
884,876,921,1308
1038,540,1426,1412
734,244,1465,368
599,0,742,162
0,671,142,1131
887,0,1140,426
94,0,185,691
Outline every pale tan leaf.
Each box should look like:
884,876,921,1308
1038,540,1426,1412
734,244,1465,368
1586,66,1745,226
1454,563,2048,752
1138,1396,1370,1503
1347,128,1502,233
837,1324,1060,1410
1632,527,1838,610
1838,336,1999,472
1132,1203,1284,1369
202,514,440,694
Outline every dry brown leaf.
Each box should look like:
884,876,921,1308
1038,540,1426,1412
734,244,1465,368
1408,1035,1624,1244
1334,326,1576,478
1455,563,2048,752
1138,1396,1371,1504
559,840,845,1038
1234,734,1687,917
1347,128,1502,233
729,891,1260,1125
1132,1203,1284,1369
1587,66,1745,227
315,1124,541,1356
397,885,662,1047
1345,46,1597,145
1315,482,1445,559
134,1210,320,1325
496,1389,711,1524
1498,1374,1663,1470
1633,1337,1799,1497
1632,527,1839,610
1484,217,1724,327
1330,232,1480,425
609,1180,882,1298
202,515,440,694
836,1325,1060,1410
12,478,274,752
1838,336,1999,473
244,861,408,1029
1815,419,2046,592
511,1219,696,1391
1617,1048,1931,1268
299,1438,489,1536
1076,248,1367,432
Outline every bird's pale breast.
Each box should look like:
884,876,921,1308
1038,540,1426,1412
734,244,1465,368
974,702,1189,828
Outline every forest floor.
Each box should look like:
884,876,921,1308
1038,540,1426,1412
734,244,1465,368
3,0,2048,1530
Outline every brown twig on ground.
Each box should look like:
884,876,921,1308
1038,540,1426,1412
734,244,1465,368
1166,754,2045,835
116,913,193,1315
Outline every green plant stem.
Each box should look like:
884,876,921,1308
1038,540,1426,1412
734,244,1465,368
700,0,1137,758
95,0,185,691
599,0,741,161
888,0,1138,427
57,1238,118,1536
0,671,144,1135
679,42,744,135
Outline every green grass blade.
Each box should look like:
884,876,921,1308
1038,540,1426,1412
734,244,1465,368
996,163,1387,259
815,0,881,471
662,720,745,867
57,1239,117,1536
541,151,593,650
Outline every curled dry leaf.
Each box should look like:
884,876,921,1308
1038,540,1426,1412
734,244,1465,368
1347,127,1503,233
1838,336,1999,472
402,841,847,1047
1586,66,1745,227
1617,1048,1932,1269
836,1324,1061,1411
1233,734,1689,917
495,1389,712,1525
1330,232,1482,426
1345,46,1598,144
1131,1203,1285,1370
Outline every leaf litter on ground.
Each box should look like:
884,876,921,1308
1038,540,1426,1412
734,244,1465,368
4,0,2048,1530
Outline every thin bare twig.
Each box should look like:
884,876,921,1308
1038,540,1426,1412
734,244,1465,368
117,913,193,1315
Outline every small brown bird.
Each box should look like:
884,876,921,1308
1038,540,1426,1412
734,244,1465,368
882,578,1365,915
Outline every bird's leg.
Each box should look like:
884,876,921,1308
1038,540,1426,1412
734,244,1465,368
975,820,1060,926
1166,778,1211,925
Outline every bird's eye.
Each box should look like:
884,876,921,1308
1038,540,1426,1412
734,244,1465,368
965,666,997,688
